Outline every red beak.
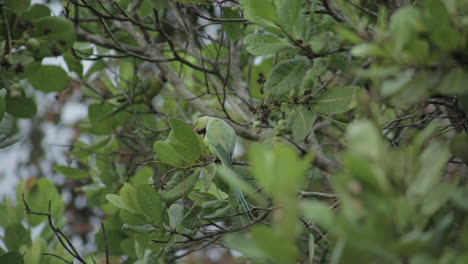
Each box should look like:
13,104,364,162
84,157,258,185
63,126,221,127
193,128,199,133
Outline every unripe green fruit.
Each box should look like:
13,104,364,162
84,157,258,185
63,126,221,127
253,120,261,129
25,38,40,51
10,82,22,90
277,119,287,131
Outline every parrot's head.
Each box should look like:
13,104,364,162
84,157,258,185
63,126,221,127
193,116,209,135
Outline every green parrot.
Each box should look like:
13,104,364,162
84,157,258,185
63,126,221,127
193,116,253,218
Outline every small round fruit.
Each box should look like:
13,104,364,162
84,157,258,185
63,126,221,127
253,120,261,129
254,126,262,134
25,38,40,51
277,119,287,131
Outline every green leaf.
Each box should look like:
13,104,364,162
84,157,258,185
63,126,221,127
389,7,424,53
167,118,201,164
137,185,163,226
119,210,148,225
130,167,153,186
408,143,450,198
88,103,129,134
222,7,243,41
437,68,468,95
309,233,315,264
240,0,280,32
6,96,37,118
28,65,70,92
55,165,91,180
4,224,32,251
0,252,24,264
289,106,317,141
302,200,334,229
346,120,383,160
224,233,269,260
264,58,308,99
168,204,185,229
450,133,468,163
21,178,64,226
244,33,290,55
312,86,358,115
3,0,30,12
277,0,302,31
249,143,311,221
21,4,50,21
160,169,200,203
252,225,299,263
106,194,132,211
32,16,76,45
64,52,83,77
120,183,142,214
0,114,22,149
122,223,158,233
153,141,185,167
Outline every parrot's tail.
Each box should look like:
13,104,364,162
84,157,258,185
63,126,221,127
234,187,254,219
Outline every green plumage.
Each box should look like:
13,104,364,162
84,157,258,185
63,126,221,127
194,117,252,218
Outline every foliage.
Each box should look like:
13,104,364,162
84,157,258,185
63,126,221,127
0,0,468,263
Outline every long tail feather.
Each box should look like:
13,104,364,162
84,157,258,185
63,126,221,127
234,187,254,219
213,145,253,219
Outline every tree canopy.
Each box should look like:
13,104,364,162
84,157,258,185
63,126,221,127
1,0,468,263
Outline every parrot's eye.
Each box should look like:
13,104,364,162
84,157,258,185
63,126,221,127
193,127,206,135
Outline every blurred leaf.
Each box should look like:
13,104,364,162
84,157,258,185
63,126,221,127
244,33,290,55
21,4,50,21
21,178,64,226
309,233,315,264
3,0,30,12
390,7,424,52
137,185,163,226
437,68,468,95
6,96,37,118
88,103,129,134
222,7,243,41
64,52,83,77
450,133,468,163
408,143,450,198
4,224,31,251
346,120,383,160
312,86,358,115
252,225,299,263
31,16,76,49
224,233,269,260
302,200,334,229
28,65,70,92
55,165,91,180
0,252,24,264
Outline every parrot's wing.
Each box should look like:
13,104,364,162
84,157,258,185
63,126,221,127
205,118,236,167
